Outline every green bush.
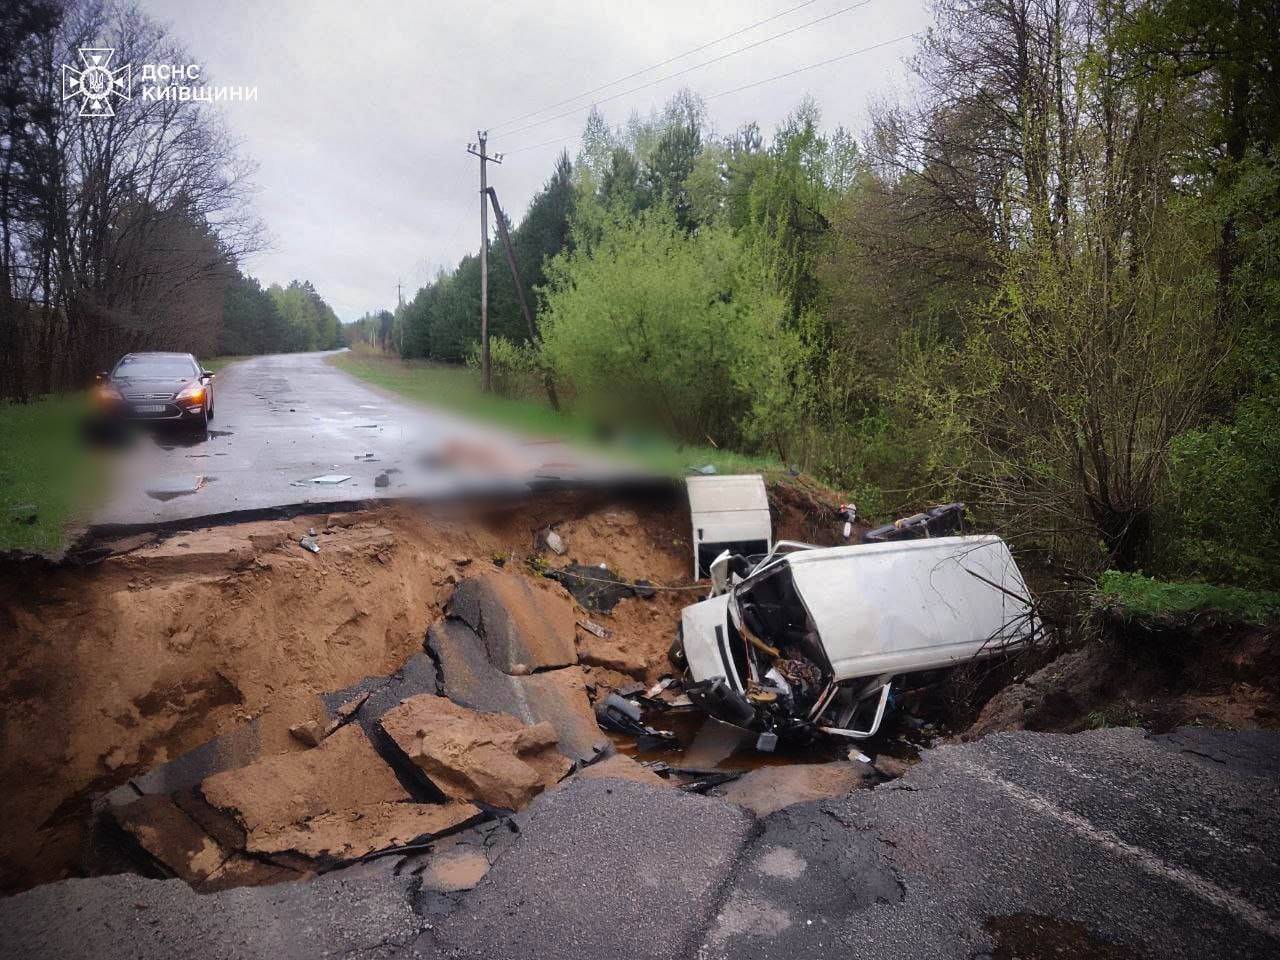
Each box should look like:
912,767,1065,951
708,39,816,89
540,203,799,451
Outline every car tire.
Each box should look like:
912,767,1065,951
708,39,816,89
207,395,215,421
191,407,209,438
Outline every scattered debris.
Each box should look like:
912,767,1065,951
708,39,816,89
541,529,568,555
549,563,634,612
298,535,320,553
144,475,206,501
374,472,390,488
288,720,325,748
306,474,351,484
577,618,611,639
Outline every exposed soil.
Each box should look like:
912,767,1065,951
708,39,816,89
4,477,1273,897
0,488,696,893
967,612,1280,739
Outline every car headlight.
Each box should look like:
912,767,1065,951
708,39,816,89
175,383,206,404
94,385,122,404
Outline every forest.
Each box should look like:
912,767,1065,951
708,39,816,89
0,0,343,400
353,0,1278,590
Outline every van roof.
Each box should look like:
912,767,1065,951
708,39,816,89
780,535,1036,681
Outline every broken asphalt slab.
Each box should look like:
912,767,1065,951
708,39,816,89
448,571,578,673
428,618,602,760
697,727,1280,960
7,727,1276,960
432,778,755,960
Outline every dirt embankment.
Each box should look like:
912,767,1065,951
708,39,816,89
0,490,695,893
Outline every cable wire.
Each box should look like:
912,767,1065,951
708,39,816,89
500,30,914,157
496,0,874,141
490,0,824,133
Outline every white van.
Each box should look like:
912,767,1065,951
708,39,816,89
673,535,1038,743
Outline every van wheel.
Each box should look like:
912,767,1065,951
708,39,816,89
667,624,687,670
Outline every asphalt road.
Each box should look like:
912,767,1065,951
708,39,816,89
91,350,635,531
2,727,1275,960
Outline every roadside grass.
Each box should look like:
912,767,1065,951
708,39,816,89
330,350,783,479
1098,570,1280,624
202,356,243,373
0,394,99,553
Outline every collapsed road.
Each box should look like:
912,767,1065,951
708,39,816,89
1,482,1277,959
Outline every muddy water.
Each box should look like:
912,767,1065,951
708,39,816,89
612,703,933,774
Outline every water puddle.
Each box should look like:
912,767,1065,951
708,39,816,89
985,914,1145,959
145,475,207,501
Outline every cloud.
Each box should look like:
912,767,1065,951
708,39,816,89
138,0,926,319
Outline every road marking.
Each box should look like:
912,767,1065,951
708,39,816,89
952,757,1280,941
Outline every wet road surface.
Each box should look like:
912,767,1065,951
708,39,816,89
92,351,639,530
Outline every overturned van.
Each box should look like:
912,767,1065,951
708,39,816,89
671,535,1038,746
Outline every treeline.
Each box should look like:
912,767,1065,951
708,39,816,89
385,0,1278,589
219,274,344,356
0,0,339,400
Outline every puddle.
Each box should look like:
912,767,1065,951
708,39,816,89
612,696,936,777
209,429,234,438
985,914,1145,959
145,475,207,501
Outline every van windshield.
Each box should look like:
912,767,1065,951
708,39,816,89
735,563,830,674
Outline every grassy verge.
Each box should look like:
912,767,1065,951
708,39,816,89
1099,570,1280,624
330,350,782,479
202,356,243,373
0,394,100,553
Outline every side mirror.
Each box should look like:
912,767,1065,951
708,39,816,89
202,370,215,379
95,371,109,383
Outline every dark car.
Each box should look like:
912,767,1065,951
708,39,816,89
94,352,216,433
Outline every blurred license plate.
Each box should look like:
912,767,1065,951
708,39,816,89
134,404,166,413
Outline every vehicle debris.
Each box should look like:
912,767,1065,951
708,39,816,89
686,473,772,578
577,618,611,639
540,529,568,555
671,530,1038,745
306,474,351,484
298,535,320,553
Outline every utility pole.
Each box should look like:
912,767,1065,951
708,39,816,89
486,185,559,411
466,132,501,392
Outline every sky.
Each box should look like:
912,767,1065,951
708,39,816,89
137,0,929,320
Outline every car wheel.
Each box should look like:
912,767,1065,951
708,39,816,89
207,395,215,421
191,407,209,438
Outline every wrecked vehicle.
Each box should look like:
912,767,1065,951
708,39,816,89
671,535,1038,746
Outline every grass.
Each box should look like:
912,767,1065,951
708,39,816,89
330,350,783,479
202,356,243,373
0,394,100,553
1099,570,1280,625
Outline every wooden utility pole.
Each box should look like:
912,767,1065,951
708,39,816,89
486,185,560,411
467,132,501,392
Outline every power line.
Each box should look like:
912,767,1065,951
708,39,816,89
495,0,874,142
706,31,916,100
500,31,915,158
490,0,824,133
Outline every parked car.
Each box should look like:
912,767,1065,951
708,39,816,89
93,352,216,433
672,535,1038,747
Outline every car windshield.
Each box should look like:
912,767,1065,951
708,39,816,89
113,357,196,379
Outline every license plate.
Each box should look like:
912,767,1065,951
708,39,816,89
134,404,166,414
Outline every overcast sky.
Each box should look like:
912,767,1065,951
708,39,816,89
137,0,929,320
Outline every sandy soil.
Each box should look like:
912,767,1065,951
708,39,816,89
0,489,697,892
